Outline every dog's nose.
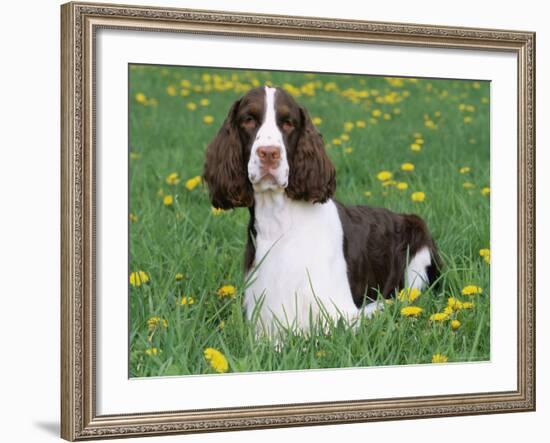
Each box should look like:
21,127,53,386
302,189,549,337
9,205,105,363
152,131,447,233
257,145,281,167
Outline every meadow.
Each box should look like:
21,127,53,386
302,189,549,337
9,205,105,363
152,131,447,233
128,65,490,377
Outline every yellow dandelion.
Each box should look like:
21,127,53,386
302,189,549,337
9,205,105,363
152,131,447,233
203,115,214,125
400,306,423,318
315,350,327,358
147,316,168,331
382,180,397,187
462,285,483,296
344,147,353,154
129,213,138,223
180,89,190,97
462,302,475,309
430,312,450,322
371,109,382,118
451,320,461,331
166,172,180,185
376,171,393,181
383,113,392,120
340,133,350,141
481,187,490,196
396,182,408,190
180,295,194,305
343,121,354,132
166,85,177,96
204,347,229,373
217,285,236,298
356,120,366,128
411,191,425,202
200,98,210,106
363,191,372,198
398,287,421,303
443,306,454,316
463,182,475,189
211,207,225,215
424,120,437,130
135,92,147,104
447,297,464,311
432,353,448,364
401,162,415,171
410,143,422,152
459,166,471,174
185,176,202,191
332,138,342,145
186,102,197,111
163,195,174,206
312,117,322,126
130,152,141,160
175,272,185,281
393,108,401,115
129,270,150,287
479,248,490,258
145,347,160,356
464,116,473,124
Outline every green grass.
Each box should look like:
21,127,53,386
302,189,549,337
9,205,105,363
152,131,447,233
129,65,490,377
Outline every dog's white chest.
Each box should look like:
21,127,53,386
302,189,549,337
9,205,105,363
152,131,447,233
244,194,358,333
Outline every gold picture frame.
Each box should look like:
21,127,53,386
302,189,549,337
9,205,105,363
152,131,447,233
61,1,536,440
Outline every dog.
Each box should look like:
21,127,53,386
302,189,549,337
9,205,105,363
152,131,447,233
203,86,441,335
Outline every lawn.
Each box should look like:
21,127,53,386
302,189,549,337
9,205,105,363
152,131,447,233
128,65,490,377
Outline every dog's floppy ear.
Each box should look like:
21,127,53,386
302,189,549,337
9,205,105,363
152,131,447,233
203,99,254,209
285,106,336,203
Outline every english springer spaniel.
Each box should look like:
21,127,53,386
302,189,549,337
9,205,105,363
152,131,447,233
204,86,440,335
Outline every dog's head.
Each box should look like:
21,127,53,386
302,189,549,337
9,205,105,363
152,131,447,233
203,86,336,209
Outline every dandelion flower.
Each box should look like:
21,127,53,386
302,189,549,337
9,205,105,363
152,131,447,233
166,172,180,185
340,133,350,141
411,191,425,202
166,85,177,96
200,98,210,106
343,121,354,132
398,287,421,303
462,285,483,296
371,109,382,118
459,166,471,174
135,92,147,104
376,171,393,181
217,285,236,298
432,353,448,363
479,248,490,258
203,115,214,125
400,306,423,317
186,102,197,111
175,272,185,281
145,347,160,356
130,152,141,160
382,180,397,187
401,163,415,171
463,182,475,189
447,297,464,311
364,191,372,198
332,138,342,145
356,120,366,128
163,195,174,206
451,320,461,330
180,295,194,305
396,182,408,190
185,176,202,191
315,350,327,358
204,347,229,373
129,270,150,287
312,117,322,126
410,143,422,152
430,312,450,322
211,207,225,215
147,316,168,330
129,213,138,223
383,113,392,120
344,147,353,154
462,302,475,309
481,187,490,196
464,116,473,124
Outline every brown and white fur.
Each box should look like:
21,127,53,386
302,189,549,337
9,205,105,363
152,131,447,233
203,86,441,335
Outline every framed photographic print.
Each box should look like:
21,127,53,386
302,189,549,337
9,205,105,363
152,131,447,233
61,1,536,440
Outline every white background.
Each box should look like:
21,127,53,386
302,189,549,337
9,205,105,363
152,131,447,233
0,0,546,442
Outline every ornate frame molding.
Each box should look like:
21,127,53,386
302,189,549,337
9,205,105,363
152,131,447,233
61,2,535,440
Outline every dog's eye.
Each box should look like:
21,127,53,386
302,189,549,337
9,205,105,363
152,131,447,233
282,119,294,131
241,116,257,129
